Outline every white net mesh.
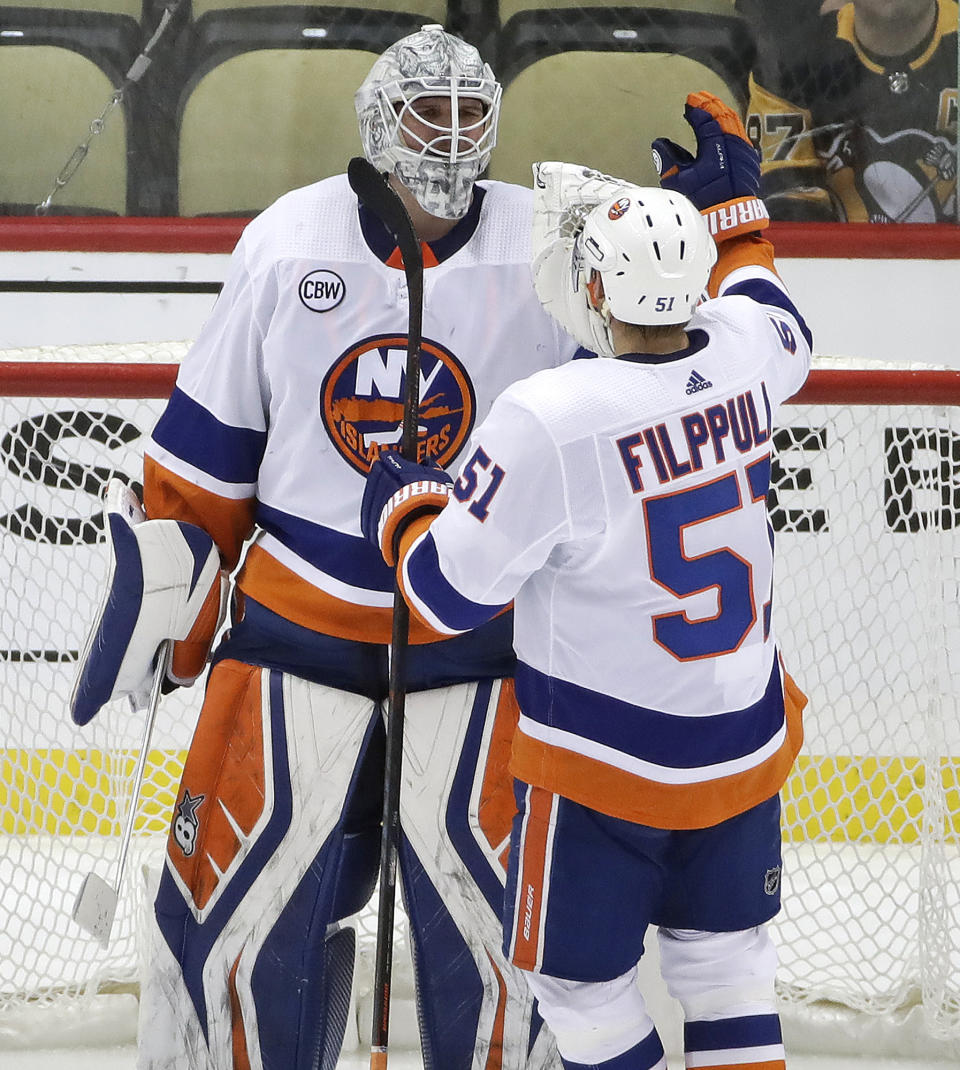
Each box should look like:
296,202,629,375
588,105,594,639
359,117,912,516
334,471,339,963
0,347,958,1049
770,383,960,1038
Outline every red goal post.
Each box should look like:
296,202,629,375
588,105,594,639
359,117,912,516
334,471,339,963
0,351,958,1052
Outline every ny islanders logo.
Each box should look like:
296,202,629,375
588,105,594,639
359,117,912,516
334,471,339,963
320,334,476,474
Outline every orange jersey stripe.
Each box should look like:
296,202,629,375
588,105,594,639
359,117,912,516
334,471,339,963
238,541,447,645
510,672,806,830
694,1061,785,1070
143,455,255,570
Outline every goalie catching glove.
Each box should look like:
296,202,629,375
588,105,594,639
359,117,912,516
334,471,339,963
70,479,229,726
361,452,453,567
530,160,627,354
652,91,769,242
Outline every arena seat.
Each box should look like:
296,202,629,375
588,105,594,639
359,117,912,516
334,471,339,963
497,0,738,18
175,8,430,215
0,0,144,16
487,6,753,188
0,9,141,213
187,0,447,18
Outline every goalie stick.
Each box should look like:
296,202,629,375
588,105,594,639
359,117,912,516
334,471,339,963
72,638,172,949
346,155,424,1070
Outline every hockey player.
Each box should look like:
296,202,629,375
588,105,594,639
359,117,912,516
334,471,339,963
68,23,614,1070
740,0,958,221
360,92,812,1069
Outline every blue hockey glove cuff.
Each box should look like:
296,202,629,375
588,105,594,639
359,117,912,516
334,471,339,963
652,91,769,242
361,452,453,567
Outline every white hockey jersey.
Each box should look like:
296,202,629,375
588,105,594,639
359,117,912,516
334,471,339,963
397,274,812,830
143,175,580,646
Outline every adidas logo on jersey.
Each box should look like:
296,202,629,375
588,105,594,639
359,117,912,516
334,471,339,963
685,370,713,395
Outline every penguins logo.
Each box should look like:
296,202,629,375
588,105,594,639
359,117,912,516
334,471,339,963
320,334,476,474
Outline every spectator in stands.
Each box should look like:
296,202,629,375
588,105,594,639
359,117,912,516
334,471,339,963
738,0,957,221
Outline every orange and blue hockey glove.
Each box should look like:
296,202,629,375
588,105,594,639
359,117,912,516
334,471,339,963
652,91,769,243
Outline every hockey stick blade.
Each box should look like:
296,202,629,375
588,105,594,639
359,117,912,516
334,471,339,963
71,871,118,950
347,157,423,281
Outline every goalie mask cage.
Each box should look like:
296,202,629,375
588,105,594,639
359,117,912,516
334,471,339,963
0,347,958,1054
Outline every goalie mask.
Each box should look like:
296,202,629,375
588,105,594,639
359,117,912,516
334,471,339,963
574,186,717,356
355,24,501,220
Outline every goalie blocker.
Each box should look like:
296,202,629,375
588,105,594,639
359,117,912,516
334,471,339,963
70,478,228,726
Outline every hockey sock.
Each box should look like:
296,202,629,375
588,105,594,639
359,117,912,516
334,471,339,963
560,1028,667,1069
684,1012,785,1068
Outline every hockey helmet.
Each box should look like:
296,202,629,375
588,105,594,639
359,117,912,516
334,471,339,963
355,24,501,220
574,186,717,355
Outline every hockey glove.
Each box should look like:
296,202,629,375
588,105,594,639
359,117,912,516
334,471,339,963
652,91,769,242
361,452,453,567
70,479,229,726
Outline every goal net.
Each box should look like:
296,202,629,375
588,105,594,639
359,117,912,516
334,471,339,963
0,347,958,1052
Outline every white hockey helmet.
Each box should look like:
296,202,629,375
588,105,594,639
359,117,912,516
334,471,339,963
574,185,717,355
355,24,501,220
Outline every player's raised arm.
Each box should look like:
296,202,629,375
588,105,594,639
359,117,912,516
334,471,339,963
653,91,813,354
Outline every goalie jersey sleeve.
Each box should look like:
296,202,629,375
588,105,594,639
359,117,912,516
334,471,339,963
398,284,812,831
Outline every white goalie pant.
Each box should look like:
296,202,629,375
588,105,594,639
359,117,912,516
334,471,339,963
138,669,558,1070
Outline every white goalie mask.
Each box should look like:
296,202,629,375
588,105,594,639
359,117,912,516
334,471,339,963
355,24,501,220
574,186,717,355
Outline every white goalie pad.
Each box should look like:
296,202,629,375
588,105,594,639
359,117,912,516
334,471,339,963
69,478,228,726
530,161,627,354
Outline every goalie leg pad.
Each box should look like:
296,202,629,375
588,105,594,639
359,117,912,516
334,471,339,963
140,662,380,1069
70,478,227,725
522,968,665,1068
400,678,562,1068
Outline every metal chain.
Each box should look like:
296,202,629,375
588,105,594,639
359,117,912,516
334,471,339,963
35,0,183,214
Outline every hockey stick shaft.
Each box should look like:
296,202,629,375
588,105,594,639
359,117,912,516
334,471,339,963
114,639,171,884
72,638,171,947
347,157,424,1070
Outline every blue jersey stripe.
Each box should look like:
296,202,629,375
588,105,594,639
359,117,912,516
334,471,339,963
514,660,785,770
406,531,509,632
151,387,267,485
725,277,814,350
256,502,393,591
